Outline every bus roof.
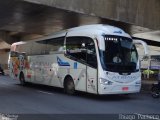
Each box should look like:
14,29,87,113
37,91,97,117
12,24,131,46
67,24,131,38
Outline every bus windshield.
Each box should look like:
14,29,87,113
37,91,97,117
100,35,138,73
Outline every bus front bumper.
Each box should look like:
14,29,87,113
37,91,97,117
98,84,141,95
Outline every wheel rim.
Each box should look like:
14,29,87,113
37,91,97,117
67,81,74,91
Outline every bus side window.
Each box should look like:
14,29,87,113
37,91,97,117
87,42,97,68
66,37,97,67
31,40,47,55
66,37,88,63
46,37,64,54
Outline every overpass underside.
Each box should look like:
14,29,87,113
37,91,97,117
24,0,160,30
0,0,159,44
0,0,159,65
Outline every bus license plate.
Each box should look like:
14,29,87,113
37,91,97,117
122,87,128,91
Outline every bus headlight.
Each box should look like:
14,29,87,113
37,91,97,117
99,78,113,85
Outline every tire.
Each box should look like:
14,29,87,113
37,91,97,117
151,86,160,98
64,77,75,95
19,73,26,86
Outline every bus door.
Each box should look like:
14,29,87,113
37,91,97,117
86,41,98,94
66,37,88,92
66,36,98,93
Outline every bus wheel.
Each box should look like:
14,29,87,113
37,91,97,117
19,73,26,86
64,77,75,95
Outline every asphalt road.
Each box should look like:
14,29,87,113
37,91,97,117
0,75,159,119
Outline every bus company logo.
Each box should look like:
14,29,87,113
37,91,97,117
122,73,129,75
111,75,137,81
57,57,70,66
113,30,122,34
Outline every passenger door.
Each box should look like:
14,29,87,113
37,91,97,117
86,41,98,94
66,37,88,92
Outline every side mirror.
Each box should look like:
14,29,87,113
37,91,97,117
133,40,149,56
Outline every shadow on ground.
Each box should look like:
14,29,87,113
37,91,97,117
16,82,138,101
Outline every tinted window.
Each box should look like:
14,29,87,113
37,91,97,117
66,37,97,68
10,51,18,57
31,40,47,55
100,35,138,72
46,37,64,54
21,37,65,56
87,42,97,68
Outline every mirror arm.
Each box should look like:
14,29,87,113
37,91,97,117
133,40,149,57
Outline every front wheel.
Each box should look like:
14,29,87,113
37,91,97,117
19,73,26,86
151,86,160,98
64,77,75,95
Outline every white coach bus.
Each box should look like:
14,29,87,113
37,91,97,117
8,24,148,95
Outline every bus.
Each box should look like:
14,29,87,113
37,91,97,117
8,24,149,95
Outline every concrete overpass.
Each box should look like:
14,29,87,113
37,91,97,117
24,0,160,30
0,0,160,68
